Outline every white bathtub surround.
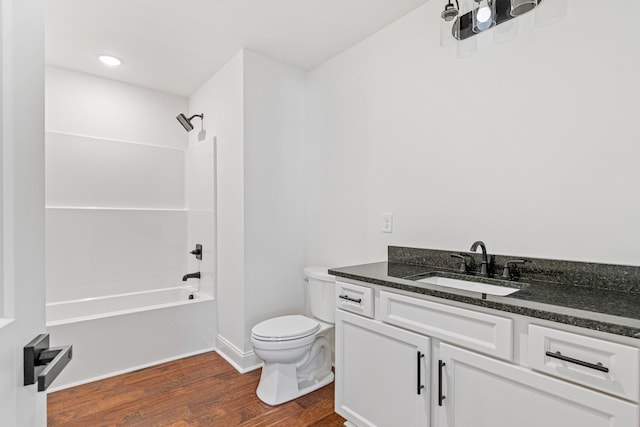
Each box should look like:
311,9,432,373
46,208,187,301
47,288,215,390
186,137,216,298
45,132,185,209
189,50,307,372
45,67,217,387
46,286,205,326
45,132,188,303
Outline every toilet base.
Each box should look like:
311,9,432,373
256,364,334,406
255,334,334,406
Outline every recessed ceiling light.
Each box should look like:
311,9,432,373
97,55,122,67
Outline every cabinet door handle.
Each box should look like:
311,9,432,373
338,295,362,304
438,360,446,406
416,351,425,395
545,351,609,373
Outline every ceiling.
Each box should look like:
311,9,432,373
46,0,429,97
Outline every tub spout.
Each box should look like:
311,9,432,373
182,272,201,281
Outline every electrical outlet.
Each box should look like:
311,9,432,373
381,213,393,233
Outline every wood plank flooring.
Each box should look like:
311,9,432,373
48,351,345,426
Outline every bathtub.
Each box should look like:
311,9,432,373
46,286,217,391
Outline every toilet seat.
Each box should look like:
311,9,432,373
252,315,320,341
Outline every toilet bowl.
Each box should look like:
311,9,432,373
251,267,335,405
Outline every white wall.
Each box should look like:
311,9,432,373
189,50,307,369
306,1,640,267
46,66,187,149
244,50,307,349
45,67,189,302
188,52,247,364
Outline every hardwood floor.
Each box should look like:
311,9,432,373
48,351,345,426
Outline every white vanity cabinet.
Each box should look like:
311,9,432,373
527,324,640,402
436,343,638,427
335,310,430,427
334,279,640,427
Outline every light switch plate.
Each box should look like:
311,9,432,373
381,213,393,233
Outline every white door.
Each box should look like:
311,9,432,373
436,343,638,427
335,310,431,427
0,0,47,425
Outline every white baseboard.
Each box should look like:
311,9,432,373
216,334,262,373
46,347,216,393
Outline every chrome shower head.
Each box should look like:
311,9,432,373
176,113,204,132
177,113,193,131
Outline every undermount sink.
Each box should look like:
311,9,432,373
416,276,521,296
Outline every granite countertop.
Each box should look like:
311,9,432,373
329,260,640,339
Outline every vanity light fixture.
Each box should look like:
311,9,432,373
97,54,122,67
473,0,496,32
511,0,538,16
441,0,460,21
443,0,545,41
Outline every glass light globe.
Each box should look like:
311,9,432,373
477,6,492,22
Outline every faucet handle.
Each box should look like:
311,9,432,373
502,260,526,280
450,254,467,273
190,244,203,260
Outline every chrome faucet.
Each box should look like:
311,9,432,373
182,272,201,281
470,241,489,276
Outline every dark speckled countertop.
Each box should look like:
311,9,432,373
329,247,640,339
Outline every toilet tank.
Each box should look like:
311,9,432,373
303,266,336,324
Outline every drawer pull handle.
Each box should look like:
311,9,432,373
417,351,425,395
438,360,446,406
339,295,362,304
545,351,609,373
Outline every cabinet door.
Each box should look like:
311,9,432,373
335,310,431,427
436,343,638,427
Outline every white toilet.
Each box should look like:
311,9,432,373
251,266,335,405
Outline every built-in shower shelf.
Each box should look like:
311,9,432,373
45,206,188,212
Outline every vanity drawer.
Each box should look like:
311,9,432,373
335,281,374,318
379,291,513,360
529,325,639,402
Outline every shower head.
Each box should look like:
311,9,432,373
176,113,204,132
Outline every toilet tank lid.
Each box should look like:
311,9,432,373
303,266,335,281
